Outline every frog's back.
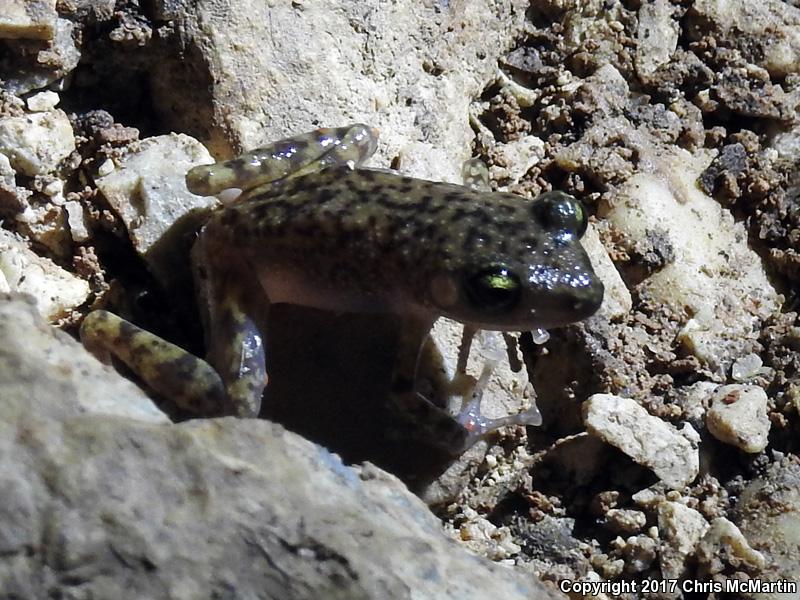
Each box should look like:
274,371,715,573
217,167,537,268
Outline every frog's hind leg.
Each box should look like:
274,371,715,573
80,233,269,419
80,310,229,415
185,123,379,197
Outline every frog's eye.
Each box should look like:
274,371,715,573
531,191,588,238
465,266,521,313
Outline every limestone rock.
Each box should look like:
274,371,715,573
150,0,528,184
0,294,557,600
94,133,218,291
658,501,710,580
0,0,57,40
598,144,779,376
583,394,699,489
0,110,75,176
688,0,800,77
0,293,165,422
0,230,89,321
706,384,770,453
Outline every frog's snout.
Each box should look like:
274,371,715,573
568,276,605,320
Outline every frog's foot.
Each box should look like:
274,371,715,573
80,310,230,415
389,325,541,455
448,354,542,454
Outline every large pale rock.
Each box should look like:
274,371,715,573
0,230,89,320
150,0,528,183
0,294,558,599
598,147,779,375
583,394,699,489
0,110,75,176
0,294,165,422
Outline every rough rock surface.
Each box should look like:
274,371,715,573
0,229,89,320
0,293,165,422
658,501,710,579
3,0,800,593
0,109,75,176
583,394,699,489
0,0,58,40
0,293,557,600
151,0,528,185
706,384,770,453
93,133,217,292
734,461,800,587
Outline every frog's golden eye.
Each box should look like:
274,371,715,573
465,266,521,313
532,191,588,238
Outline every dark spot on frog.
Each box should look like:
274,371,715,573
228,158,247,176
315,187,335,204
356,169,377,183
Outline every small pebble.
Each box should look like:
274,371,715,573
706,384,770,453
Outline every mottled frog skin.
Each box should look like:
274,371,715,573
81,124,603,453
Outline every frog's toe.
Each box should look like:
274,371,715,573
450,356,542,454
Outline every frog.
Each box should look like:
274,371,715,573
80,123,604,454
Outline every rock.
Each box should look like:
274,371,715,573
63,200,90,243
0,0,58,40
581,225,632,322
94,133,216,256
0,109,75,176
695,517,765,577
604,509,647,536
730,353,769,382
687,0,800,78
618,535,658,574
598,146,779,376
456,507,522,561
25,90,60,112
583,394,699,489
0,18,82,95
635,0,679,78
0,294,557,600
489,135,545,185
0,229,89,320
734,460,800,593
706,384,770,453
0,293,165,422
94,133,218,291
657,501,710,579
150,0,527,184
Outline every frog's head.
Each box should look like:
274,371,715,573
428,191,604,331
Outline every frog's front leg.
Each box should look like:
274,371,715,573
389,321,542,455
80,230,267,418
190,223,268,417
